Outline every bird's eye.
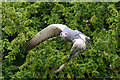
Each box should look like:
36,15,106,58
65,33,67,35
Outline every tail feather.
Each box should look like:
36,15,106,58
85,36,91,45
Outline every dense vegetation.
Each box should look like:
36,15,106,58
2,2,120,79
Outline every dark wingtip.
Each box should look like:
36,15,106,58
24,41,36,52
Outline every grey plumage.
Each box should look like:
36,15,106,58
54,39,86,73
25,24,67,51
25,24,90,73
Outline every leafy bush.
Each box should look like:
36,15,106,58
2,2,120,79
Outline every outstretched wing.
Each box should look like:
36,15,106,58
55,39,86,73
25,24,67,51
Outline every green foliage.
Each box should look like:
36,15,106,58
2,2,120,79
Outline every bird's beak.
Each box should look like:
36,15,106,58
72,39,76,43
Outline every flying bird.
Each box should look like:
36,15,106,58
25,24,90,73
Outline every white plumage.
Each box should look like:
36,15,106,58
25,24,90,73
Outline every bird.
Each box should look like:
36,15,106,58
25,24,90,73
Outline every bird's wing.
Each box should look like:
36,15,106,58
25,24,67,51
74,30,90,41
55,39,86,73
76,30,90,45
69,39,86,59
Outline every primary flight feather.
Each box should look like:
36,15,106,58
25,24,90,73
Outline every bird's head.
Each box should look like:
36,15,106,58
60,32,68,40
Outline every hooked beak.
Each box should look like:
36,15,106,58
72,39,76,43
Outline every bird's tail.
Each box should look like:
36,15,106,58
85,36,91,45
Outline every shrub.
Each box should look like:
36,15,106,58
2,2,120,79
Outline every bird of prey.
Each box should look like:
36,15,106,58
25,24,90,73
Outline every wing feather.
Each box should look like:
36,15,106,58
25,24,67,51
55,39,86,73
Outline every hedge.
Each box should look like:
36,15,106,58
2,2,120,79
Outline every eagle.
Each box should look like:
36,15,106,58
25,24,90,73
